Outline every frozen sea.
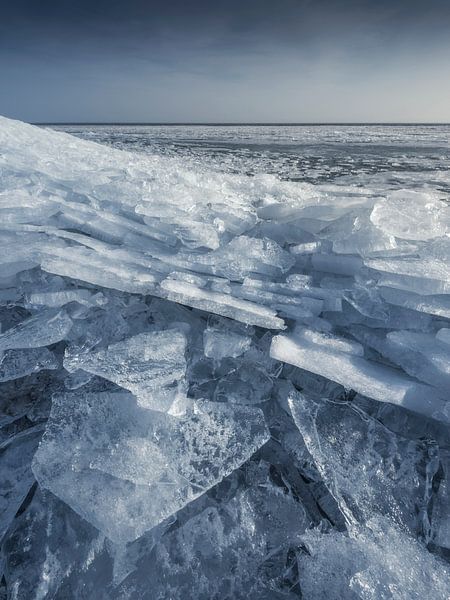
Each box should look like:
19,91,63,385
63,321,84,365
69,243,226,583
1,118,450,599
48,123,450,188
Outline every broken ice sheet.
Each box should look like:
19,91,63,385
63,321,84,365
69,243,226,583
430,451,450,551
203,326,252,360
0,309,72,352
271,331,449,422
112,479,308,600
0,347,58,382
297,517,450,600
379,286,450,319
63,329,188,411
288,390,438,535
0,427,42,541
370,190,448,241
208,330,280,405
287,389,450,597
25,288,107,309
384,330,450,394
1,115,450,598
183,235,295,280
32,392,269,542
1,487,107,600
160,276,285,329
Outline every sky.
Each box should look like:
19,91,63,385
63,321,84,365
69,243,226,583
1,0,450,123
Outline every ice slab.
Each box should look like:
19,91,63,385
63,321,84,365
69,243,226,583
0,428,42,540
0,348,58,382
288,391,437,533
366,257,450,294
385,330,450,393
1,487,106,600
0,310,72,352
293,326,364,356
63,330,188,411
32,392,269,542
379,286,450,319
431,453,450,550
270,332,449,421
112,477,308,599
289,390,450,598
203,327,252,360
26,288,106,309
298,518,450,600
370,190,448,241
161,277,285,329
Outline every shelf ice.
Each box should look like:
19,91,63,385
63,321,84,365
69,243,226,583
0,116,449,599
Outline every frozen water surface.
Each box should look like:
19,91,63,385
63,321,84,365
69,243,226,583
0,116,449,598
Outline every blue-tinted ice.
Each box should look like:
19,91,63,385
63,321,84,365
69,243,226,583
0,116,449,598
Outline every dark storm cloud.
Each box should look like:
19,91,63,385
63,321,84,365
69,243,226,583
1,0,450,121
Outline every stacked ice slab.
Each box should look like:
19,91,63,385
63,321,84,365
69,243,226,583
0,116,449,599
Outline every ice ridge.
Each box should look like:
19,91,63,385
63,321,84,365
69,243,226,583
0,116,449,599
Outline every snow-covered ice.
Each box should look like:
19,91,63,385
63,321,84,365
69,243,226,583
0,116,449,598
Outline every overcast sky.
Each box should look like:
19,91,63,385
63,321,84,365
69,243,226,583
1,0,450,123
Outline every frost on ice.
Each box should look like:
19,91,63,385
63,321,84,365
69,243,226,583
0,116,450,598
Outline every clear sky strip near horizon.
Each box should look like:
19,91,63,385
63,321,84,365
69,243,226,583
1,0,450,123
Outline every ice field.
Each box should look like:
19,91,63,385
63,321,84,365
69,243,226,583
0,117,449,598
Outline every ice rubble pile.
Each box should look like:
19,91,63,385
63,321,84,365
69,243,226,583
0,116,449,599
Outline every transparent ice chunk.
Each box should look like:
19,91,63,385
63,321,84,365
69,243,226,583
63,330,188,411
271,333,449,421
32,392,269,542
0,309,72,352
370,190,448,241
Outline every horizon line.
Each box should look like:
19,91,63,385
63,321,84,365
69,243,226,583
35,121,450,127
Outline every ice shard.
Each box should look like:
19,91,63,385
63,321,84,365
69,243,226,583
270,331,449,422
32,392,269,542
63,330,188,411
